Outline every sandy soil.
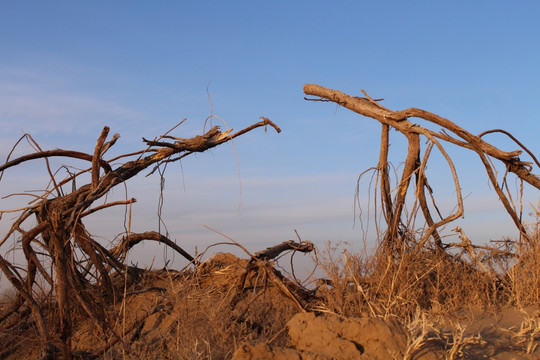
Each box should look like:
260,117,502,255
2,252,540,359
234,306,540,360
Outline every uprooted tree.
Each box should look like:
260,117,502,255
1,85,539,359
0,118,282,359
303,84,540,258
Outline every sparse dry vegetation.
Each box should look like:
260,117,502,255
1,86,539,359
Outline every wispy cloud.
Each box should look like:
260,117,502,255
0,66,144,139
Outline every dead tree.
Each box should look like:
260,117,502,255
0,117,280,359
304,84,539,256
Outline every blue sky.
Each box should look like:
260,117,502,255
1,2,539,273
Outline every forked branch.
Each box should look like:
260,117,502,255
0,117,280,358
304,84,539,252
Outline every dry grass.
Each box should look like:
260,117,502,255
67,254,298,360
314,244,497,322
318,212,540,317
307,209,540,359
1,217,540,359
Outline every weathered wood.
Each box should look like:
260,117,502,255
0,117,280,357
255,240,314,261
304,84,539,190
304,84,539,251
113,231,196,263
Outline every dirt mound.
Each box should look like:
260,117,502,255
69,252,300,359
198,252,250,288
233,312,407,360
233,307,540,360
